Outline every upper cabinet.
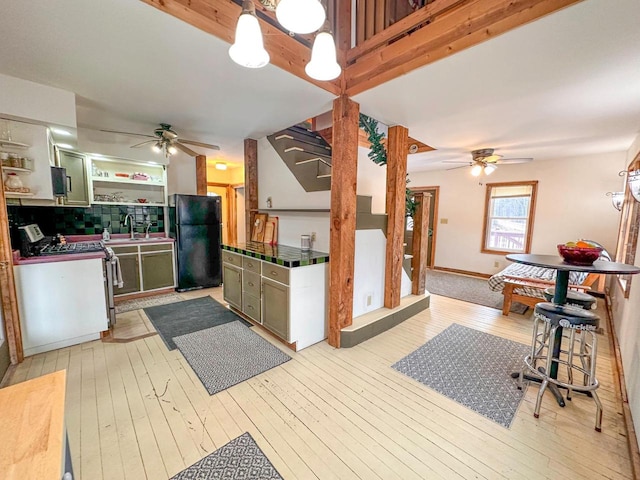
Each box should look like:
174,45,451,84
88,157,167,206
0,121,54,200
58,150,89,206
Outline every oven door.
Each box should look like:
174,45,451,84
103,250,116,327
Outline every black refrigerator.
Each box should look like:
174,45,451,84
169,194,222,291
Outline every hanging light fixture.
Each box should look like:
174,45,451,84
152,142,163,153
471,163,483,177
483,163,497,175
276,0,325,34
305,21,341,81
167,144,178,155
606,191,625,211
229,0,270,69
627,170,640,202
215,162,228,170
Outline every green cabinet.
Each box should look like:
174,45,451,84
117,254,141,295
261,277,289,340
223,263,242,309
58,150,89,206
141,251,175,291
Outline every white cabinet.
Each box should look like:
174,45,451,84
88,157,167,206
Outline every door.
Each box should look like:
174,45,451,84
0,311,10,379
207,187,229,244
222,263,242,309
409,186,439,268
59,150,89,206
141,252,175,291
262,277,289,340
117,254,140,295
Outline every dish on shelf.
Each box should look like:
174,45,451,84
137,198,148,203
115,173,130,178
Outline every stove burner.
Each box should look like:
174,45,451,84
40,241,105,256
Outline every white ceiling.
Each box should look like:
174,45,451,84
355,0,640,171
0,0,639,172
0,0,335,164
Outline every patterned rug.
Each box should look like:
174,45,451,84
174,321,291,395
426,270,529,315
115,292,185,314
392,323,528,428
171,432,283,480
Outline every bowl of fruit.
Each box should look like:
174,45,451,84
557,241,603,266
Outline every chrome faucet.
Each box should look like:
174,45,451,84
144,221,152,239
123,214,136,239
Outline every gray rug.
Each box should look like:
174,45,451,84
174,321,291,395
115,292,185,314
144,296,250,350
392,323,528,428
426,270,529,314
171,432,283,480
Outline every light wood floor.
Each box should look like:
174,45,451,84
6,289,633,479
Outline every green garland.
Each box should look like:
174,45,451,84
359,114,417,217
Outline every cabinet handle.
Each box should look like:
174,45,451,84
248,305,254,310
270,271,278,276
248,282,254,287
66,175,72,192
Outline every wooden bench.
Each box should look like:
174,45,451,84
502,272,603,316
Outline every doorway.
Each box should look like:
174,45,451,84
207,182,241,245
410,186,439,268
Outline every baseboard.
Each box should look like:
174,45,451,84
432,266,491,279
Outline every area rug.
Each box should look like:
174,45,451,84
171,432,283,480
174,321,291,395
426,270,529,314
144,296,250,350
392,323,528,428
115,292,185,314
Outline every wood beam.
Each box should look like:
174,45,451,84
139,0,340,95
328,95,360,348
335,0,352,66
345,0,583,95
384,125,408,308
244,138,258,239
0,180,23,364
317,126,433,154
411,192,431,295
195,155,207,195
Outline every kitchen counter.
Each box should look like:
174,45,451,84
0,370,67,479
13,250,107,265
223,241,329,268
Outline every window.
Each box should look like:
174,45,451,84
616,155,640,297
482,181,538,254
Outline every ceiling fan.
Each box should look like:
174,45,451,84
444,148,533,176
100,123,220,157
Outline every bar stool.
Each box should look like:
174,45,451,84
543,287,597,310
519,302,603,431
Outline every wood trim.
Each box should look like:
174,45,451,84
384,125,408,308
335,0,352,66
345,0,583,96
432,266,491,279
480,180,538,255
356,0,366,45
227,184,238,244
410,185,440,268
195,155,207,195
365,0,375,39
328,95,360,348
244,139,258,242
317,126,433,154
139,0,340,95
411,193,430,295
0,179,23,364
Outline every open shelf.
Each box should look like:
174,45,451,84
0,140,30,149
252,208,330,213
92,200,166,206
91,176,164,186
5,191,34,198
2,166,32,174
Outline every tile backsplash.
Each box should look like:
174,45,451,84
8,205,165,246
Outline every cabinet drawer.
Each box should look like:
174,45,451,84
242,271,261,297
262,263,289,285
242,257,261,274
111,245,138,255
140,243,173,253
222,251,242,267
242,294,261,323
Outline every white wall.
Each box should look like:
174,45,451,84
357,146,387,213
353,230,386,316
166,154,197,195
409,152,626,275
609,133,640,451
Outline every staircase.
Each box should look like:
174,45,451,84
267,125,332,192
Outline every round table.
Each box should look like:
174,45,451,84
506,254,640,406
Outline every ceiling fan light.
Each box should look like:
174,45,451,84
305,30,341,81
167,145,178,155
276,0,325,34
470,164,483,177
215,162,228,170
229,1,270,69
152,142,162,153
484,164,497,175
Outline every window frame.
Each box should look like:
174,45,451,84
616,155,640,298
481,180,538,255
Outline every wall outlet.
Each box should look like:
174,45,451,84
440,218,448,224
494,261,500,268
311,232,316,243
366,294,372,307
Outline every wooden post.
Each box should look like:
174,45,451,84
0,180,23,364
329,95,359,348
384,125,408,308
244,139,258,241
195,155,207,195
411,192,431,295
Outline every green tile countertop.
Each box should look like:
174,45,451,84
222,242,329,268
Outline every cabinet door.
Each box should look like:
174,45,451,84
116,254,141,295
261,277,289,340
222,263,242,309
141,251,175,291
59,150,89,205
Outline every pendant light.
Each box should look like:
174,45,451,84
305,22,341,81
229,0,269,69
276,0,325,34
